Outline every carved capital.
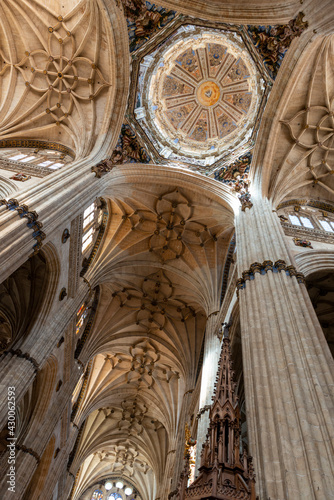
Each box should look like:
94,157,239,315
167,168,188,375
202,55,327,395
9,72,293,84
237,260,306,291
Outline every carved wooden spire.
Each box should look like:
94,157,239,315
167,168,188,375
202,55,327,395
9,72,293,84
175,335,256,500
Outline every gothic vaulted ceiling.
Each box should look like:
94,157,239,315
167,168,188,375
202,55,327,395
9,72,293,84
255,33,334,207
2,0,334,499
70,172,235,499
0,0,116,158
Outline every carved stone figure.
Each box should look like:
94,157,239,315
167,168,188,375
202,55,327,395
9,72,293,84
248,12,308,78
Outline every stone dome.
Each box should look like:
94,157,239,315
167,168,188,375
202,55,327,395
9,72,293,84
137,28,264,168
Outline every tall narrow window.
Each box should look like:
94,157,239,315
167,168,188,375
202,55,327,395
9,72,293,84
82,228,94,252
76,302,89,334
9,154,27,161
20,156,36,163
81,199,105,258
82,203,96,254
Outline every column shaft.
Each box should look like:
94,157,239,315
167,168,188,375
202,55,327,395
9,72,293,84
194,314,221,473
236,196,334,499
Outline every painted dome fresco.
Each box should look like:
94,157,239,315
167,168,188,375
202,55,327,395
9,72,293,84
134,26,267,171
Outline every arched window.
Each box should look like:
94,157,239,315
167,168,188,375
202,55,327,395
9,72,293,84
288,214,314,228
81,199,105,256
76,301,89,335
107,494,122,500
0,142,73,178
277,201,334,235
80,199,108,279
91,490,103,500
82,203,96,253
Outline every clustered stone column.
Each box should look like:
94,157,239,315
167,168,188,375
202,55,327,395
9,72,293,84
235,194,334,499
194,313,221,474
167,390,195,496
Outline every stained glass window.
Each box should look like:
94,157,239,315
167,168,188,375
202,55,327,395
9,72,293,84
91,490,103,500
107,494,122,500
76,302,88,335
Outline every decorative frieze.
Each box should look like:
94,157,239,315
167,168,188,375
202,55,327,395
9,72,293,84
7,349,39,373
0,158,50,177
277,199,334,213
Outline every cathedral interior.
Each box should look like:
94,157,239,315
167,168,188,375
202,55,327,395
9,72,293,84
0,0,334,499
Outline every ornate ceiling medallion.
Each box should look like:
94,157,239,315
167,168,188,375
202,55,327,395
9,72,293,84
196,81,221,107
153,38,253,151
134,26,266,172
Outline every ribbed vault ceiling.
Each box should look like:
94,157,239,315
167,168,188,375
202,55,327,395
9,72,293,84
259,34,334,206
0,0,116,158
71,176,235,499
